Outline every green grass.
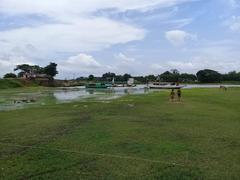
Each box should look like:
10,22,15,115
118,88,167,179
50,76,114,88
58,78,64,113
0,79,24,89
0,79,39,89
0,88,240,179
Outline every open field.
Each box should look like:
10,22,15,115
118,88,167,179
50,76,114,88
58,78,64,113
0,88,240,179
0,79,39,89
0,79,25,89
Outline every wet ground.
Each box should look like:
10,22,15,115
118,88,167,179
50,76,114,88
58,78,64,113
1,84,240,111
0,85,148,111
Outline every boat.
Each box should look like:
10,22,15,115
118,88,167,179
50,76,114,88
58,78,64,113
111,78,136,88
112,84,125,87
148,82,184,89
85,83,112,89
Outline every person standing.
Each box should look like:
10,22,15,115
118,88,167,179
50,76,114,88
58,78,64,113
177,89,182,101
170,89,175,102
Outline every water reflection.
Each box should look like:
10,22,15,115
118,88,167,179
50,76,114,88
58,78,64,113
53,85,148,102
0,85,149,111
1,84,240,111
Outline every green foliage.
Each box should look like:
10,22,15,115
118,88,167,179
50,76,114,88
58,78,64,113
88,74,95,81
196,69,221,83
102,72,116,81
100,73,132,82
3,73,17,79
14,62,58,78
0,79,23,89
160,71,180,82
222,71,240,81
145,74,156,82
43,62,58,77
77,70,239,84
14,64,43,74
123,73,132,81
0,79,39,89
179,73,197,82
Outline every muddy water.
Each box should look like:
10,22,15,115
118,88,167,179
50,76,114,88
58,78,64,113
0,86,148,111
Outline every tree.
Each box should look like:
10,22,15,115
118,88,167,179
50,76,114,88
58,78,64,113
123,73,132,81
196,69,221,83
88,74,95,81
171,69,180,75
145,75,156,82
160,71,180,82
222,71,240,81
14,64,31,73
14,64,43,79
115,75,124,82
179,73,197,82
43,62,58,78
3,73,17,79
14,64,43,74
134,76,146,83
102,72,116,81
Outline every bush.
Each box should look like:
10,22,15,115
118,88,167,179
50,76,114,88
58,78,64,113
3,73,17,79
196,69,221,83
0,79,23,89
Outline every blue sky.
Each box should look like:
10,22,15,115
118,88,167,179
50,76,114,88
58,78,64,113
0,0,240,78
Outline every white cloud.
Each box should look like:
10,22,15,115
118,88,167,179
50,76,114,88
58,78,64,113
112,53,142,75
162,18,193,28
227,0,239,8
0,56,33,76
165,30,196,46
166,57,240,73
115,53,136,63
227,16,240,32
149,56,240,74
149,64,165,73
0,0,196,16
58,53,142,78
7,0,238,77
0,0,200,77
0,0,197,55
59,53,102,75
0,18,145,55
149,39,240,74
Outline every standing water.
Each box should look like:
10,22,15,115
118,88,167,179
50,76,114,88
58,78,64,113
1,84,240,111
0,85,148,111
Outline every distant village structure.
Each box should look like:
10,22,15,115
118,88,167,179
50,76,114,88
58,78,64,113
22,71,51,81
21,70,53,86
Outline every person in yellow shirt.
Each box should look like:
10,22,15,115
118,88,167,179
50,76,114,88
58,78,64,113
177,89,182,101
170,89,175,102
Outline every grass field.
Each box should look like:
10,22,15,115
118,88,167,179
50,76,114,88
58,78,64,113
0,88,240,179
0,79,39,89
0,79,24,89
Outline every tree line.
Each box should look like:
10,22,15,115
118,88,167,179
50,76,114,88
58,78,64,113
3,63,58,79
77,69,240,83
3,63,240,83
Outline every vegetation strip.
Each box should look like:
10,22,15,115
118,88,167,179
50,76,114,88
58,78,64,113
0,142,186,167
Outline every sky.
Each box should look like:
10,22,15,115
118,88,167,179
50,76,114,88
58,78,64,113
0,0,240,79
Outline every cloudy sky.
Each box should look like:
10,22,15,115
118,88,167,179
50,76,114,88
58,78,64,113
0,0,240,78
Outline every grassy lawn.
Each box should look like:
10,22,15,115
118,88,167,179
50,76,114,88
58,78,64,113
0,79,24,89
0,88,240,179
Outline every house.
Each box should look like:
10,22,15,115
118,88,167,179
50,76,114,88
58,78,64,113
22,72,51,80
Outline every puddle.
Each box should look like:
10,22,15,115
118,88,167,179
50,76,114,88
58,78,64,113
0,85,148,111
